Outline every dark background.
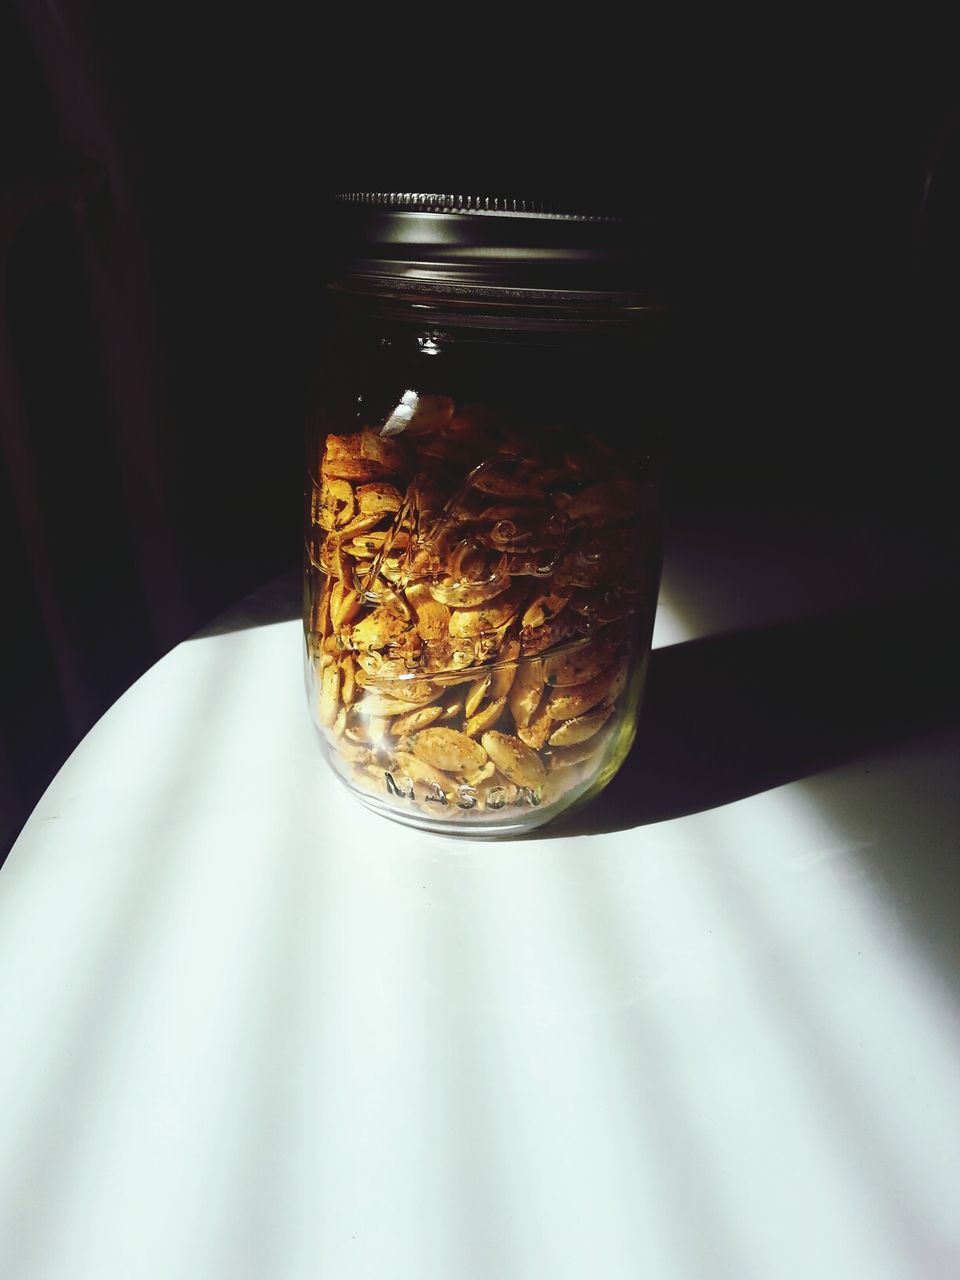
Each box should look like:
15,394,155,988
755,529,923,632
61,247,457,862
1,7,957,857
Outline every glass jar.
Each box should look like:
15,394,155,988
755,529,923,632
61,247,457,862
305,194,669,834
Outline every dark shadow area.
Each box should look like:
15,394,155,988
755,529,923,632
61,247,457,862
551,586,960,838
191,565,302,638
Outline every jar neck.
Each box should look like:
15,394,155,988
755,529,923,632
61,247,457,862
329,277,668,334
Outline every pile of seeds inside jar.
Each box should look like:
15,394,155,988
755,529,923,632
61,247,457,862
305,395,657,818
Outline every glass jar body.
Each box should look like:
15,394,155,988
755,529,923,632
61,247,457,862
304,293,666,835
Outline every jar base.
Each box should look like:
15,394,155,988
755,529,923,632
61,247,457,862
316,691,643,840
345,778,563,839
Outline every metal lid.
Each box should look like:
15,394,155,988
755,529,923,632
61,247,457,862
332,192,667,305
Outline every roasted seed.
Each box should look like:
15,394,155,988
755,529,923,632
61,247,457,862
357,692,440,717
463,759,497,788
422,638,476,672
547,704,614,747
449,583,525,637
519,612,582,655
487,639,520,700
364,677,441,705
480,731,546,789
393,751,458,799
391,704,445,735
428,575,511,609
321,534,349,581
543,639,613,687
340,654,356,705
318,662,340,727
606,655,630,703
318,477,355,530
410,728,488,774
378,584,413,622
464,696,506,739
545,659,622,719
341,527,389,554
345,509,391,538
355,650,391,676
310,577,332,641
465,675,491,719
332,585,362,630
548,740,604,770
521,591,571,631
516,702,553,750
347,606,413,651
321,428,405,481
357,481,402,515
406,582,452,644
507,660,544,728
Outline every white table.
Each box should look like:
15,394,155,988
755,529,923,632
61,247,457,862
2,511,959,1280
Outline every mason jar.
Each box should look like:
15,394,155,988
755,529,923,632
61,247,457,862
305,193,669,835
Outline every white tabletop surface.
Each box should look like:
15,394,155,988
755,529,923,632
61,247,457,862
2,510,959,1280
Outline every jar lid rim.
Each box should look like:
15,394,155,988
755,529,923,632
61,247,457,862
332,194,669,300
334,193,632,223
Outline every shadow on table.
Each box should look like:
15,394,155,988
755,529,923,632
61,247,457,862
190,566,301,637
547,587,960,838
197,564,960,848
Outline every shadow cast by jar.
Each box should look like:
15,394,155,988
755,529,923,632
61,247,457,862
546,587,960,838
